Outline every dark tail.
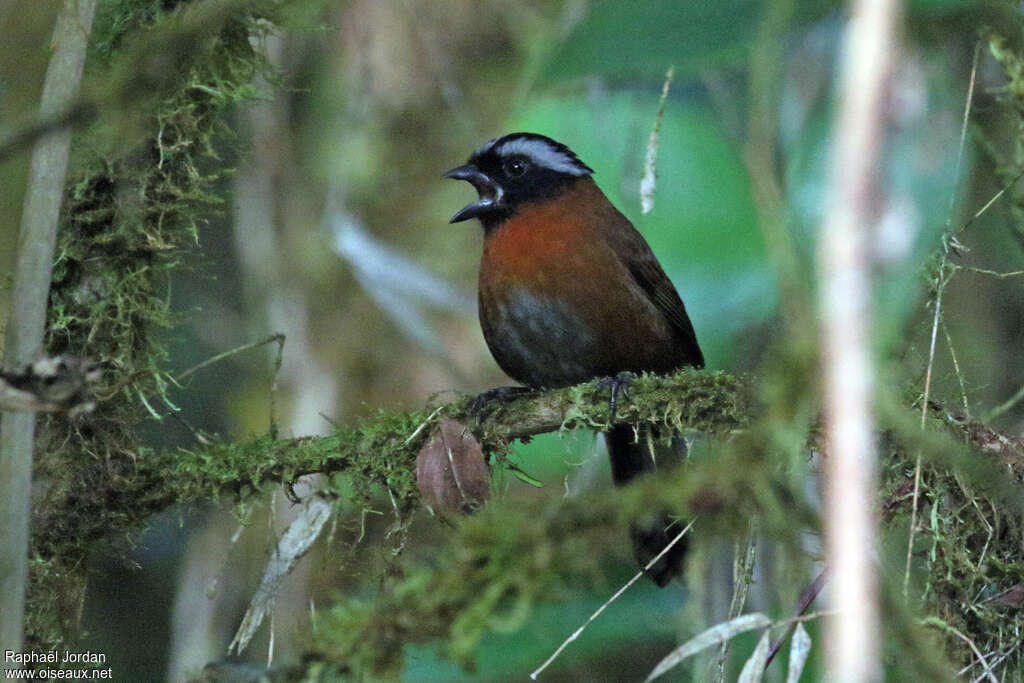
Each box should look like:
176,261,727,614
606,423,688,587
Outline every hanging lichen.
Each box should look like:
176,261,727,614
24,0,279,651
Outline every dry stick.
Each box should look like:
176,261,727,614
921,619,997,683
903,290,943,594
947,42,981,221
959,167,1024,234
529,519,697,680
0,0,98,663
176,334,286,381
712,521,759,683
0,102,95,166
969,642,1022,683
145,334,287,445
904,44,979,595
958,265,1024,279
941,317,971,418
818,0,900,679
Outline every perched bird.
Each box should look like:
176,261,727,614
445,132,704,585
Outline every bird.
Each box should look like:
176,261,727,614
444,132,704,586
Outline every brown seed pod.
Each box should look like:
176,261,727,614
416,418,490,515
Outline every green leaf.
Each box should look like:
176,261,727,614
786,622,812,683
540,0,759,83
737,630,772,683
508,463,544,488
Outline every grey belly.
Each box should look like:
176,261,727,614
483,288,598,388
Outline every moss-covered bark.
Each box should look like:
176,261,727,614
18,0,281,651
30,369,751,560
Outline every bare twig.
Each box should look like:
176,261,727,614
946,42,981,221
941,318,970,417
958,168,1024,234
228,495,334,656
712,521,759,683
905,39,979,595
904,288,944,593
920,617,997,683
176,334,286,382
957,265,1024,279
530,519,696,680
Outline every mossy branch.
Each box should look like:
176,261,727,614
31,369,751,558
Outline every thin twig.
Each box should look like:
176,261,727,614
530,519,696,680
712,521,759,683
941,317,970,417
946,41,981,221
958,168,1024,234
955,265,1024,279
984,382,1024,423
920,618,997,683
904,290,943,594
404,405,445,445
969,641,1022,683
904,39,980,597
176,333,286,381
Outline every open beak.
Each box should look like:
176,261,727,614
443,164,503,223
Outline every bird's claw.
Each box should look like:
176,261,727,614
468,385,534,420
597,371,634,421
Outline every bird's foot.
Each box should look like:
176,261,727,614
596,371,634,421
467,385,535,420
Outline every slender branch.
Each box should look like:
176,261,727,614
906,38,979,596
0,0,98,663
531,520,697,680
0,102,95,166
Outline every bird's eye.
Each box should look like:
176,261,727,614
503,157,528,178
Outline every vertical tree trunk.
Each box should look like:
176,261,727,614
819,0,900,680
0,0,97,662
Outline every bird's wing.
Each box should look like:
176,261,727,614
604,214,705,368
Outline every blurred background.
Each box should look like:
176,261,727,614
2,0,1024,680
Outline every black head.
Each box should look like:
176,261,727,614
443,133,594,229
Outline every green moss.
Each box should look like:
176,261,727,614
25,0,281,650
877,399,1024,676
310,495,615,679
23,556,86,653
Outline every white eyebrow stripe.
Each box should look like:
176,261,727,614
495,137,591,176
